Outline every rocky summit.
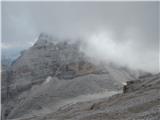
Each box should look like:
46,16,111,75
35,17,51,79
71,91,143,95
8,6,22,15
2,33,153,120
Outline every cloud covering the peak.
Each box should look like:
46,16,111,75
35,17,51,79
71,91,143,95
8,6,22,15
2,2,159,73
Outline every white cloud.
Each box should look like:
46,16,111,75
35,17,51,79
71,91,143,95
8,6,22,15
80,30,159,73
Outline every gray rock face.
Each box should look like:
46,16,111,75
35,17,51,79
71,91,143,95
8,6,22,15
6,33,139,97
2,33,147,120
11,35,81,83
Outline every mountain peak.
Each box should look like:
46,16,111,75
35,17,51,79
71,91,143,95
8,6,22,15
38,33,52,41
33,33,54,47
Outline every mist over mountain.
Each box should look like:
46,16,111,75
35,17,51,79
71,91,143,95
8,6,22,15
80,31,159,73
2,2,159,73
1,2,159,120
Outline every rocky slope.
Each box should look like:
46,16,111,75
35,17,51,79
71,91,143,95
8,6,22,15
52,73,160,120
2,33,147,120
6,74,122,119
13,73,160,120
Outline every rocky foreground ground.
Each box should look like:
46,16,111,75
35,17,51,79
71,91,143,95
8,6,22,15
6,73,160,120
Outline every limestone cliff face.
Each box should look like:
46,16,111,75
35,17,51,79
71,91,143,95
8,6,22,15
10,33,97,85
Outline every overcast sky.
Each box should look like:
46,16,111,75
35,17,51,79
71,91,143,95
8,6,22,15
2,2,159,73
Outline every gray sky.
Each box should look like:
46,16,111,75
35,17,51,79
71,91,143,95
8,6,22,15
2,2,159,73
